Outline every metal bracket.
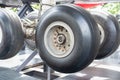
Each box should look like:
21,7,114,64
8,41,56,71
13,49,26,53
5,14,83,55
16,50,38,72
18,2,33,18
16,49,53,80
47,66,51,80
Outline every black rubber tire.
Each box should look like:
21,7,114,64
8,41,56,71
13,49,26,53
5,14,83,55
36,5,100,73
0,9,24,59
25,11,38,50
91,11,120,59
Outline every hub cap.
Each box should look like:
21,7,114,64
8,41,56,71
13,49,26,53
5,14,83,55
44,21,74,58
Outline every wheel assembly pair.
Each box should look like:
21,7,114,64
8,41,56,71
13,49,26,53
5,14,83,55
35,4,120,73
0,4,119,73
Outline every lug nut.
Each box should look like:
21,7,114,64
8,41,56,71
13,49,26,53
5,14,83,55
68,44,70,47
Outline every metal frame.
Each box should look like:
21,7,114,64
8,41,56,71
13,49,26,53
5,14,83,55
16,50,53,80
16,50,38,72
16,1,53,80
18,2,34,18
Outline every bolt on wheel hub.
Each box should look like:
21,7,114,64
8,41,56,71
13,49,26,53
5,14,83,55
98,24,105,44
56,34,66,45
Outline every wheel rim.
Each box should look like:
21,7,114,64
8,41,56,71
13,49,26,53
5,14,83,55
98,24,105,44
0,26,3,44
44,21,74,58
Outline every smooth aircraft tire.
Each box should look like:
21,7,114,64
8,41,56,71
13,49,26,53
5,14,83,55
91,11,120,59
0,9,24,59
36,5,100,73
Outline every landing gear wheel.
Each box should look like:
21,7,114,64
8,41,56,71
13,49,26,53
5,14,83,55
36,5,100,73
91,11,120,59
0,9,24,59
25,11,38,50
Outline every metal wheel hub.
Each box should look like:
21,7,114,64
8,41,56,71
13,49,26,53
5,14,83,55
56,34,66,45
98,24,105,44
44,21,74,58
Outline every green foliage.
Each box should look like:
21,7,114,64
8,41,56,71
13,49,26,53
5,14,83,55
102,2,120,14
10,8,18,12
9,2,120,15
31,3,40,10
9,3,40,12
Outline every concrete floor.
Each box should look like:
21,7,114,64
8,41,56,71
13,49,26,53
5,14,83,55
0,48,41,69
0,46,120,80
0,45,120,68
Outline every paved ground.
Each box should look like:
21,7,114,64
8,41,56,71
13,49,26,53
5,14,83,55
0,44,120,80
0,47,120,68
0,48,41,69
